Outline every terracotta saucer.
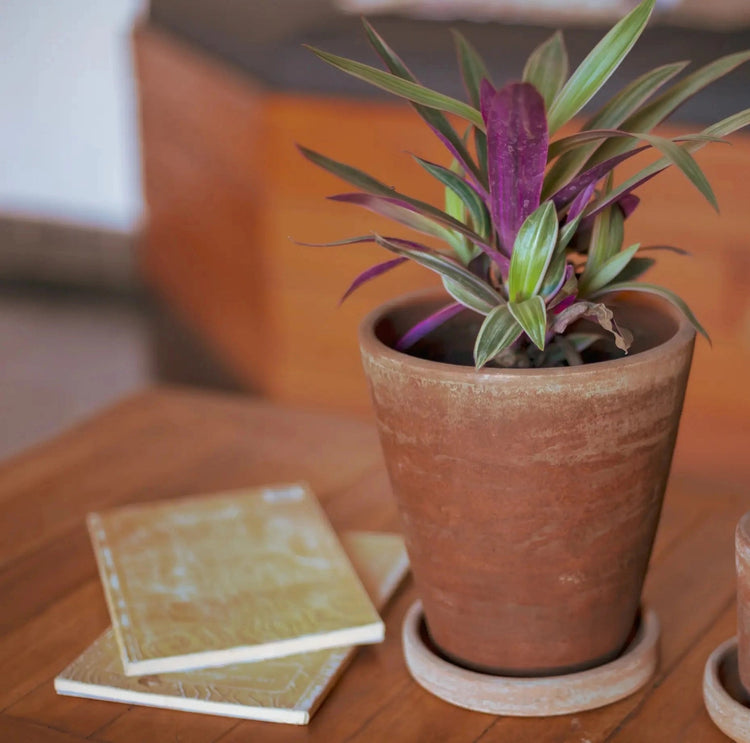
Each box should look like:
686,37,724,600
402,600,659,716
703,637,750,742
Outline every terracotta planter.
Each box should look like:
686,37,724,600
736,512,750,694
359,289,695,676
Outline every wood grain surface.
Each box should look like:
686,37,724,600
0,386,747,741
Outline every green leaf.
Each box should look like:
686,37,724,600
329,190,494,254
414,155,492,240
614,256,655,283
306,46,485,130
546,0,656,133
585,180,625,275
548,130,716,210
452,29,492,188
589,281,709,342
700,108,750,140
442,175,474,265
559,209,586,251
453,30,492,109
509,296,548,350
362,20,486,188
586,109,750,216
298,144,395,195
507,201,559,302
579,242,640,296
638,133,718,210
542,61,688,197
474,304,523,368
539,248,566,297
442,276,497,315
585,61,690,131
548,266,579,310
374,235,503,309
630,50,750,129
522,31,568,111
590,50,750,165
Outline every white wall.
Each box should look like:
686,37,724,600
0,0,144,231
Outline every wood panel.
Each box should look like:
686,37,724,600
1,388,748,741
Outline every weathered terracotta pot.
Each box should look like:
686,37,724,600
736,512,750,694
359,289,695,676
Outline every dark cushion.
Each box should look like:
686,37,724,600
149,0,750,124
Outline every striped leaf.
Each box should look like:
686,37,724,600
579,243,640,296
307,46,485,130
453,30,493,109
442,276,498,315
586,108,750,218
546,0,656,133
507,201,559,302
484,82,549,254
362,20,485,188
474,304,523,368
374,235,504,310
414,155,492,240
523,31,568,111
542,61,687,198
509,296,548,350
590,50,750,165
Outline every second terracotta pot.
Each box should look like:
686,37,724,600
360,290,695,676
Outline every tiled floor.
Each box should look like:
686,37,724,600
0,285,153,462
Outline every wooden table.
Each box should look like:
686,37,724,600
1,387,747,742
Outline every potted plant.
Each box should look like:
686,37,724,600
299,0,750,677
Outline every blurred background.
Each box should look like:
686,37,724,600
1,0,749,482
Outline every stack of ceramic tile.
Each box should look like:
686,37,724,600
54,483,408,724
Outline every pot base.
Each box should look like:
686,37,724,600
703,637,750,742
402,600,659,716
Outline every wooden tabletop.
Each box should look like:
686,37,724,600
1,387,747,742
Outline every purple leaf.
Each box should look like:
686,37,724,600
330,192,510,272
585,169,660,221
340,257,407,304
551,146,649,209
552,293,577,315
617,194,641,219
479,79,497,123
566,181,597,223
547,263,575,306
483,82,548,254
396,303,466,351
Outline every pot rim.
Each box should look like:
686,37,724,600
359,287,696,378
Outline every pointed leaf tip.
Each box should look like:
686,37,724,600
509,296,548,350
474,304,523,368
547,0,656,133
523,30,569,111
306,45,485,129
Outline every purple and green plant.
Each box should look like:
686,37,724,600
299,0,750,368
